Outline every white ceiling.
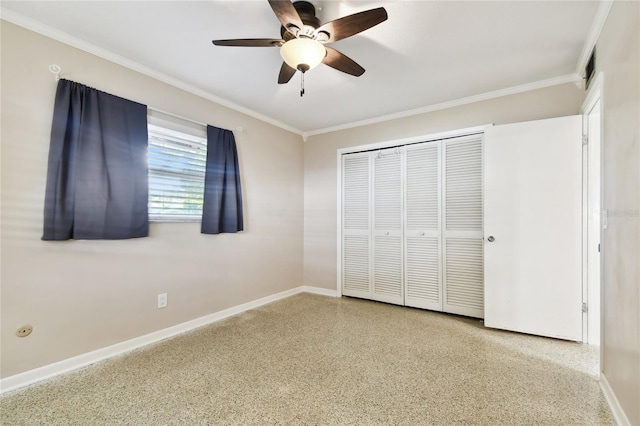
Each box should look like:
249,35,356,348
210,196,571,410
2,1,600,134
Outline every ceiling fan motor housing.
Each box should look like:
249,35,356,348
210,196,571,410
280,1,321,40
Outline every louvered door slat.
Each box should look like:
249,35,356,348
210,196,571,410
372,150,403,305
342,154,371,298
343,156,370,231
374,236,403,298
445,138,483,231
374,153,402,231
342,134,484,317
405,236,440,308
406,145,439,230
443,136,484,319
343,235,370,294
404,143,442,310
445,238,484,311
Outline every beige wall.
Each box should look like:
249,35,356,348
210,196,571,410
596,1,640,424
3,7,638,422
303,83,584,291
1,22,304,378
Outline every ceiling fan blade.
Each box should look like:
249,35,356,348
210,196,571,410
278,62,297,84
322,47,365,77
315,7,388,43
212,38,284,47
268,0,304,34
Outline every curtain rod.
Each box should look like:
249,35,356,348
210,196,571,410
48,64,242,133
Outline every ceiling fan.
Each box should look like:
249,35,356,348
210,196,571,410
212,0,388,96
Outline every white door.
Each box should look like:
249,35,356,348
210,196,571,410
484,116,582,341
442,136,485,318
404,142,442,310
342,153,372,299
341,136,484,317
372,148,404,305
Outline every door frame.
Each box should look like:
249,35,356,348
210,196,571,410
336,125,489,297
580,72,604,350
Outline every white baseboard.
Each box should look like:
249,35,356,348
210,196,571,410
600,373,632,426
0,286,336,394
300,285,338,297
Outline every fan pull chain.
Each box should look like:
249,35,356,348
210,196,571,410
300,72,305,97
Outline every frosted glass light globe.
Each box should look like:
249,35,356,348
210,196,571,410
280,38,326,72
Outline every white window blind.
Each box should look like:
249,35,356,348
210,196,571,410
147,116,207,222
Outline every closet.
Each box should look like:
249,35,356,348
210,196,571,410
342,134,484,319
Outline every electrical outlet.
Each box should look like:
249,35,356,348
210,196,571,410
158,293,168,309
16,325,33,337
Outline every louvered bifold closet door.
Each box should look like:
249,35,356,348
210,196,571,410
404,142,442,310
443,136,484,318
372,148,404,305
342,153,372,298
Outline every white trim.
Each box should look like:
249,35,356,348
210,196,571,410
600,373,632,426
304,75,580,139
580,72,604,354
336,150,344,297
575,1,614,76
0,8,303,136
581,73,604,115
2,6,605,140
580,116,589,344
2,8,588,139
300,286,339,297
0,286,334,394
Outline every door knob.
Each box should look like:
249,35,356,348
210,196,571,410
419,232,425,236
487,236,495,242
384,231,389,236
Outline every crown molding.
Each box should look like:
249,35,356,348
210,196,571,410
2,6,597,141
302,73,582,139
0,8,304,136
575,0,613,76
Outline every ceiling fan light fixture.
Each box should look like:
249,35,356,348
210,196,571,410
280,38,326,72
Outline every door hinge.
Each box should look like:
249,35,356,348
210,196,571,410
582,303,588,313
582,135,588,146
598,243,601,253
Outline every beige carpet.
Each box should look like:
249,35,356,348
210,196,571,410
1,293,613,425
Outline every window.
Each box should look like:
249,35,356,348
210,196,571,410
147,111,207,222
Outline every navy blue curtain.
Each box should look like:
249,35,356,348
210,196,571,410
201,126,243,234
42,79,149,240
